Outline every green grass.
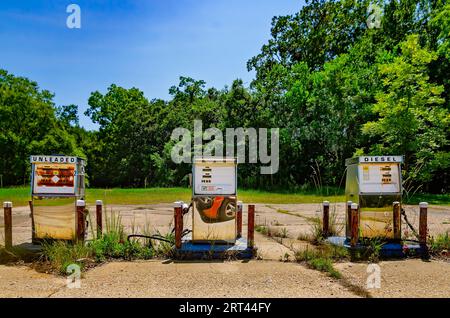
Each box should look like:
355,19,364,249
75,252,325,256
0,186,448,207
404,193,450,205
0,186,344,207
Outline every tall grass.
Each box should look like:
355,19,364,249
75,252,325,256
40,208,172,274
41,241,92,274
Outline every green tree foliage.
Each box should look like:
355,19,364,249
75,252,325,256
0,70,82,185
362,35,449,188
1,0,449,193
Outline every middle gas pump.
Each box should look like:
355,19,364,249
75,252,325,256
191,157,237,244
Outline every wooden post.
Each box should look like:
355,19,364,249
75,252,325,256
174,201,183,249
346,201,352,237
247,204,255,248
419,202,428,246
3,201,12,250
350,203,359,247
76,200,86,241
28,200,35,241
393,201,401,240
236,201,243,238
322,201,330,238
96,200,103,239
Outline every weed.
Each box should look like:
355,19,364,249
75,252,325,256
355,237,385,262
255,225,268,235
429,232,450,256
280,252,291,262
152,231,175,258
294,243,347,279
41,240,92,274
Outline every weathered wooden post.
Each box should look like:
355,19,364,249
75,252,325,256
3,201,12,250
237,201,243,238
393,201,401,240
28,200,35,241
96,200,103,238
76,200,86,241
419,202,428,248
247,204,255,248
322,201,330,238
346,201,352,237
350,203,359,247
174,201,183,249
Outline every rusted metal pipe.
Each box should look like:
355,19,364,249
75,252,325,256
346,201,352,238
174,201,183,249
96,200,103,239
350,203,359,248
419,202,428,246
76,200,86,241
393,201,401,240
3,201,12,250
237,201,243,238
28,200,35,241
247,204,255,248
322,201,330,238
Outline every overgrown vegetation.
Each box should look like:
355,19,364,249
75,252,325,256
255,225,289,239
429,232,450,256
38,210,174,275
294,244,349,279
1,0,449,194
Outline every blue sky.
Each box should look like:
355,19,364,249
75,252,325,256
0,0,303,130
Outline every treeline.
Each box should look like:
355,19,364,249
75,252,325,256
1,0,449,193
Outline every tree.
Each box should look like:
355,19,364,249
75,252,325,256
0,69,81,185
362,35,449,188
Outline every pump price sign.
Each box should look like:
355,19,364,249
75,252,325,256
30,155,84,195
193,157,237,196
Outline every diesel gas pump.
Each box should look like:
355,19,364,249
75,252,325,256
345,156,403,240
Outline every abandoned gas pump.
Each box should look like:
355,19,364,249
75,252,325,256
192,157,237,244
30,155,86,242
345,156,403,240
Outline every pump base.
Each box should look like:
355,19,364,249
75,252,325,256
326,236,426,258
175,236,254,260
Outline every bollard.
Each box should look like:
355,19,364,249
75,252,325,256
393,201,401,240
174,201,183,249
96,200,103,239
28,200,35,241
247,204,255,248
419,202,428,246
76,200,86,241
237,201,243,238
346,201,352,237
322,201,330,238
3,202,12,250
350,203,359,247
